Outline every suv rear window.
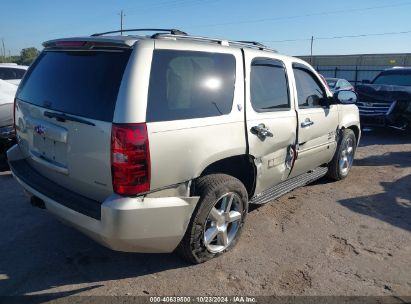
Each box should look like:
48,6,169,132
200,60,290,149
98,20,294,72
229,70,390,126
147,50,236,122
17,50,131,122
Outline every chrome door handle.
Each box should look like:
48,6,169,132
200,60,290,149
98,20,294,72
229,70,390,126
251,123,273,141
301,119,314,128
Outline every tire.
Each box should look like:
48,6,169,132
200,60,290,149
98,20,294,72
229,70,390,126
177,174,248,264
327,129,357,181
0,150,9,171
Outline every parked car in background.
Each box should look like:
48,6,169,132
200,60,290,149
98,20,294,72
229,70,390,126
8,29,360,263
325,78,355,93
356,67,411,130
0,79,18,166
0,63,28,85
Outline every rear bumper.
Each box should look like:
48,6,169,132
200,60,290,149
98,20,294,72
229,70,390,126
7,145,199,253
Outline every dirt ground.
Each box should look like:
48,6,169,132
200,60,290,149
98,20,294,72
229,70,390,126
0,128,410,298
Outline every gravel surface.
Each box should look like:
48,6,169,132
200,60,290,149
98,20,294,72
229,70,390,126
0,128,410,297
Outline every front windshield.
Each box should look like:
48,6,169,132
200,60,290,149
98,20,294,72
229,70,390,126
372,72,411,86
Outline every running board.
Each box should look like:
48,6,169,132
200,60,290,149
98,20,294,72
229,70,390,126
250,167,328,205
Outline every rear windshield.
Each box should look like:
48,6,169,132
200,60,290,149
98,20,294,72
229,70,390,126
17,50,131,122
373,71,411,86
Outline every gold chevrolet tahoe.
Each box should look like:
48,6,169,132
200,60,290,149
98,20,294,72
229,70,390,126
8,29,360,263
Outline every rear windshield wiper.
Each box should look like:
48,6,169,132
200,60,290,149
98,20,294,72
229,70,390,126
44,111,95,126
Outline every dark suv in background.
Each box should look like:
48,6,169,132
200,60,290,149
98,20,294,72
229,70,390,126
356,67,411,130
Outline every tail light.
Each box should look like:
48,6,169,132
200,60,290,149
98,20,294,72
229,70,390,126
111,123,151,195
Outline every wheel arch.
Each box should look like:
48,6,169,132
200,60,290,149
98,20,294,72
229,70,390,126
342,124,361,145
196,155,257,199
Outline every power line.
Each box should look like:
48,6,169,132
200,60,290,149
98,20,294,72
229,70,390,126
263,30,411,43
317,30,411,41
190,1,411,29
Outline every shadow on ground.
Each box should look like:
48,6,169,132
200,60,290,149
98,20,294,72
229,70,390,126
359,127,411,147
0,219,190,297
338,174,411,233
0,159,10,173
339,128,411,232
0,174,190,297
354,151,411,168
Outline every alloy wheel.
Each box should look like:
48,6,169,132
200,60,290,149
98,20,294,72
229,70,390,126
339,137,354,175
203,192,243,253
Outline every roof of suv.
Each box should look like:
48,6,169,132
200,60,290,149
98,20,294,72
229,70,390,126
41,29,320,74
389,66,411,70
43,28,279,54
381,67,411,74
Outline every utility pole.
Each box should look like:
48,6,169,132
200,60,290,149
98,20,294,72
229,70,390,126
119,10,126,35
310,36,314,65
1,38,5,59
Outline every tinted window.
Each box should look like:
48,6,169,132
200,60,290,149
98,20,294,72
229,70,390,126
15,68,26,79
0,67,25,80
326,79,337,88
251,59,290,111
294,68,326,108
147,50,236,122
17,50,131,121
0,68,11,80
339,79,351,88
373,71,411,86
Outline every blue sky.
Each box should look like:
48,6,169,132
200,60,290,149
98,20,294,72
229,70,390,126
1,0,411,56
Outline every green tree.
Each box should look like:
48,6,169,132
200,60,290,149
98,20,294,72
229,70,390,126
18,47,40,65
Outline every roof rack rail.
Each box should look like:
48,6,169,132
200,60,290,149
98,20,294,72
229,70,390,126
153,33,277,52
154,33,231,46
91,28,187,37
235,40,268,50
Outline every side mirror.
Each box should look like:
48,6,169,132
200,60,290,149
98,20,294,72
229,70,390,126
361,79,370,84
334,90,357,104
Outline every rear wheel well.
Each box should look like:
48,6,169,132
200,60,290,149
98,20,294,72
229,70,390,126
197,155,256,199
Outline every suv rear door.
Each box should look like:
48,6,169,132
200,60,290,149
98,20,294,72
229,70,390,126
244,50,297,195
15,45,131,201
